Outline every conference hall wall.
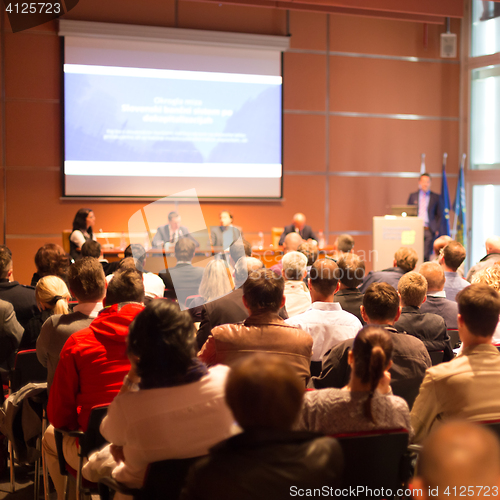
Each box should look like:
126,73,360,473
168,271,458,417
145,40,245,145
0,3,460,285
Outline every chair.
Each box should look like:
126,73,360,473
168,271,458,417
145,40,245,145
448,329,461,350
62,230,72,255
7,350,48,498
98,456,202,500
428,350,445,366
54,405,108,500
333,428,411,497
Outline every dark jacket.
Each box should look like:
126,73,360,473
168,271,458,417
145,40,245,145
359,267,406,293
279,224,317,245
152,225,199,248
395,306,453,361
420,295,458,330
0,279,38,330
334,288,364,324
310,326,431,409
407,190,441,234
182,429,343,500
159,263,204,308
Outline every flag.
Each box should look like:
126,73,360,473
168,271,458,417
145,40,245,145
439,155,451,237
453,155,466,247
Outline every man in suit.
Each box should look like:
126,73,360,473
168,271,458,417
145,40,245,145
279,213,317,245
419,261,458,329
159,237,204,309
0,299,24,375
152,211,199,249
407,173,441,262
333,253,365,324
210,210,241,249
411,284,500,443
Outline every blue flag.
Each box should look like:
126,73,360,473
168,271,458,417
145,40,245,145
439,162,451,237
453,158,466,247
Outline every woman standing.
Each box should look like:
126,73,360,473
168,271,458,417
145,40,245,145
70,208,96,262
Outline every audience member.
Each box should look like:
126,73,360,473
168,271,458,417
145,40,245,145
70,208,96,262
183,354,343,500
419,262,458,329
297,326,411,437
199,269,313,385
228,238,252,268
410,284,500,443
472,264,500,343
43,268,145,499
360,247,418,293
279,212,317,245
286,259,361,370
430,235,452,262
36,257,106,392
334,253,365,323
395,272,453,361
335,234,355,254
467,235,500,282
282,251,311,317
31,243,69,287
87,300,234,489
0,245,39,330
297,241,319,282
439,241,469,301
0,299,23,373
411,422,500,499
311,283,431,409
270,232,303,276
159,238,204,308
82,239,118,276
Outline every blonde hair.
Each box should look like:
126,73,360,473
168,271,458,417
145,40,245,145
471,265,500,292
199,260,233,302
35,275,71,315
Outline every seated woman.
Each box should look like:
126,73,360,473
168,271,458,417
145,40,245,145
296,326,412,437
70,208,96,262
31,243,69,287
88,299,235,489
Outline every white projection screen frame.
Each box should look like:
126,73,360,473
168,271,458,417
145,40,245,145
58,20,289,200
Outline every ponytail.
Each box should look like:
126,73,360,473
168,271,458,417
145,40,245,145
363,345,386,423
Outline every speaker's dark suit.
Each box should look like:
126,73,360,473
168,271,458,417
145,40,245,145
279,224,317,246
152,225,199,248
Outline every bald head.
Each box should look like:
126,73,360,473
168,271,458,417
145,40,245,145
419,262,445,292
433,235,452,258
283,232,303,253
292,213,306,230
486,236,500,255
414,422,500,499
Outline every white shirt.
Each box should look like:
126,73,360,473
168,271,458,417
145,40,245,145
284,280,311,318
286,302,362,361
73,301,103,319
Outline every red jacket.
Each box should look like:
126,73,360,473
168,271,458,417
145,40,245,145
47,302,144,431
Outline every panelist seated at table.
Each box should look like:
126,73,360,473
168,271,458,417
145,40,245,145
211,211,241,249
151,211,199,249
279,213,317,246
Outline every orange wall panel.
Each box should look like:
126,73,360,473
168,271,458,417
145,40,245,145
284,113,326,172
284,52,327,111
329,57,460,117
329,116,459,173
289,11,327,51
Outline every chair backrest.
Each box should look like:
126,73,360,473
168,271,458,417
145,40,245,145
333,429,410,495
62,230,72,254
478,419,500,441
448,329,461,350
80,405,109,457
137,456,203,500
429,350,445,366
10,350,48,393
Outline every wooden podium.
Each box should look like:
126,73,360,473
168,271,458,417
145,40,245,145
372,216,424,271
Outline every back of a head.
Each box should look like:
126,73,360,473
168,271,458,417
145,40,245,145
443,241,466,271
35,275,71,315
471,265,500,292
175,237,196,262
81,239,102,259
0,245,12,280
433,235,452,256
229,238,251,265
352,326,393,422
297,242,318,266
419,262,445,292
199,259,232,302
456,284,500,338
337,254,365,288
118,257,142,274
243,268,284,313
234,256,263,286
34,243,69,278
283,232,303,252
282,251,308,281
127,299,196,389
309,259,340,297
417,421,500,498
67,257,106,302
225,353,304,431
336,234,355,253
106,268,145,306
486,236,500,255
394,247,418,273
124,244,146,270
363,283,400,323
398,271,428,307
